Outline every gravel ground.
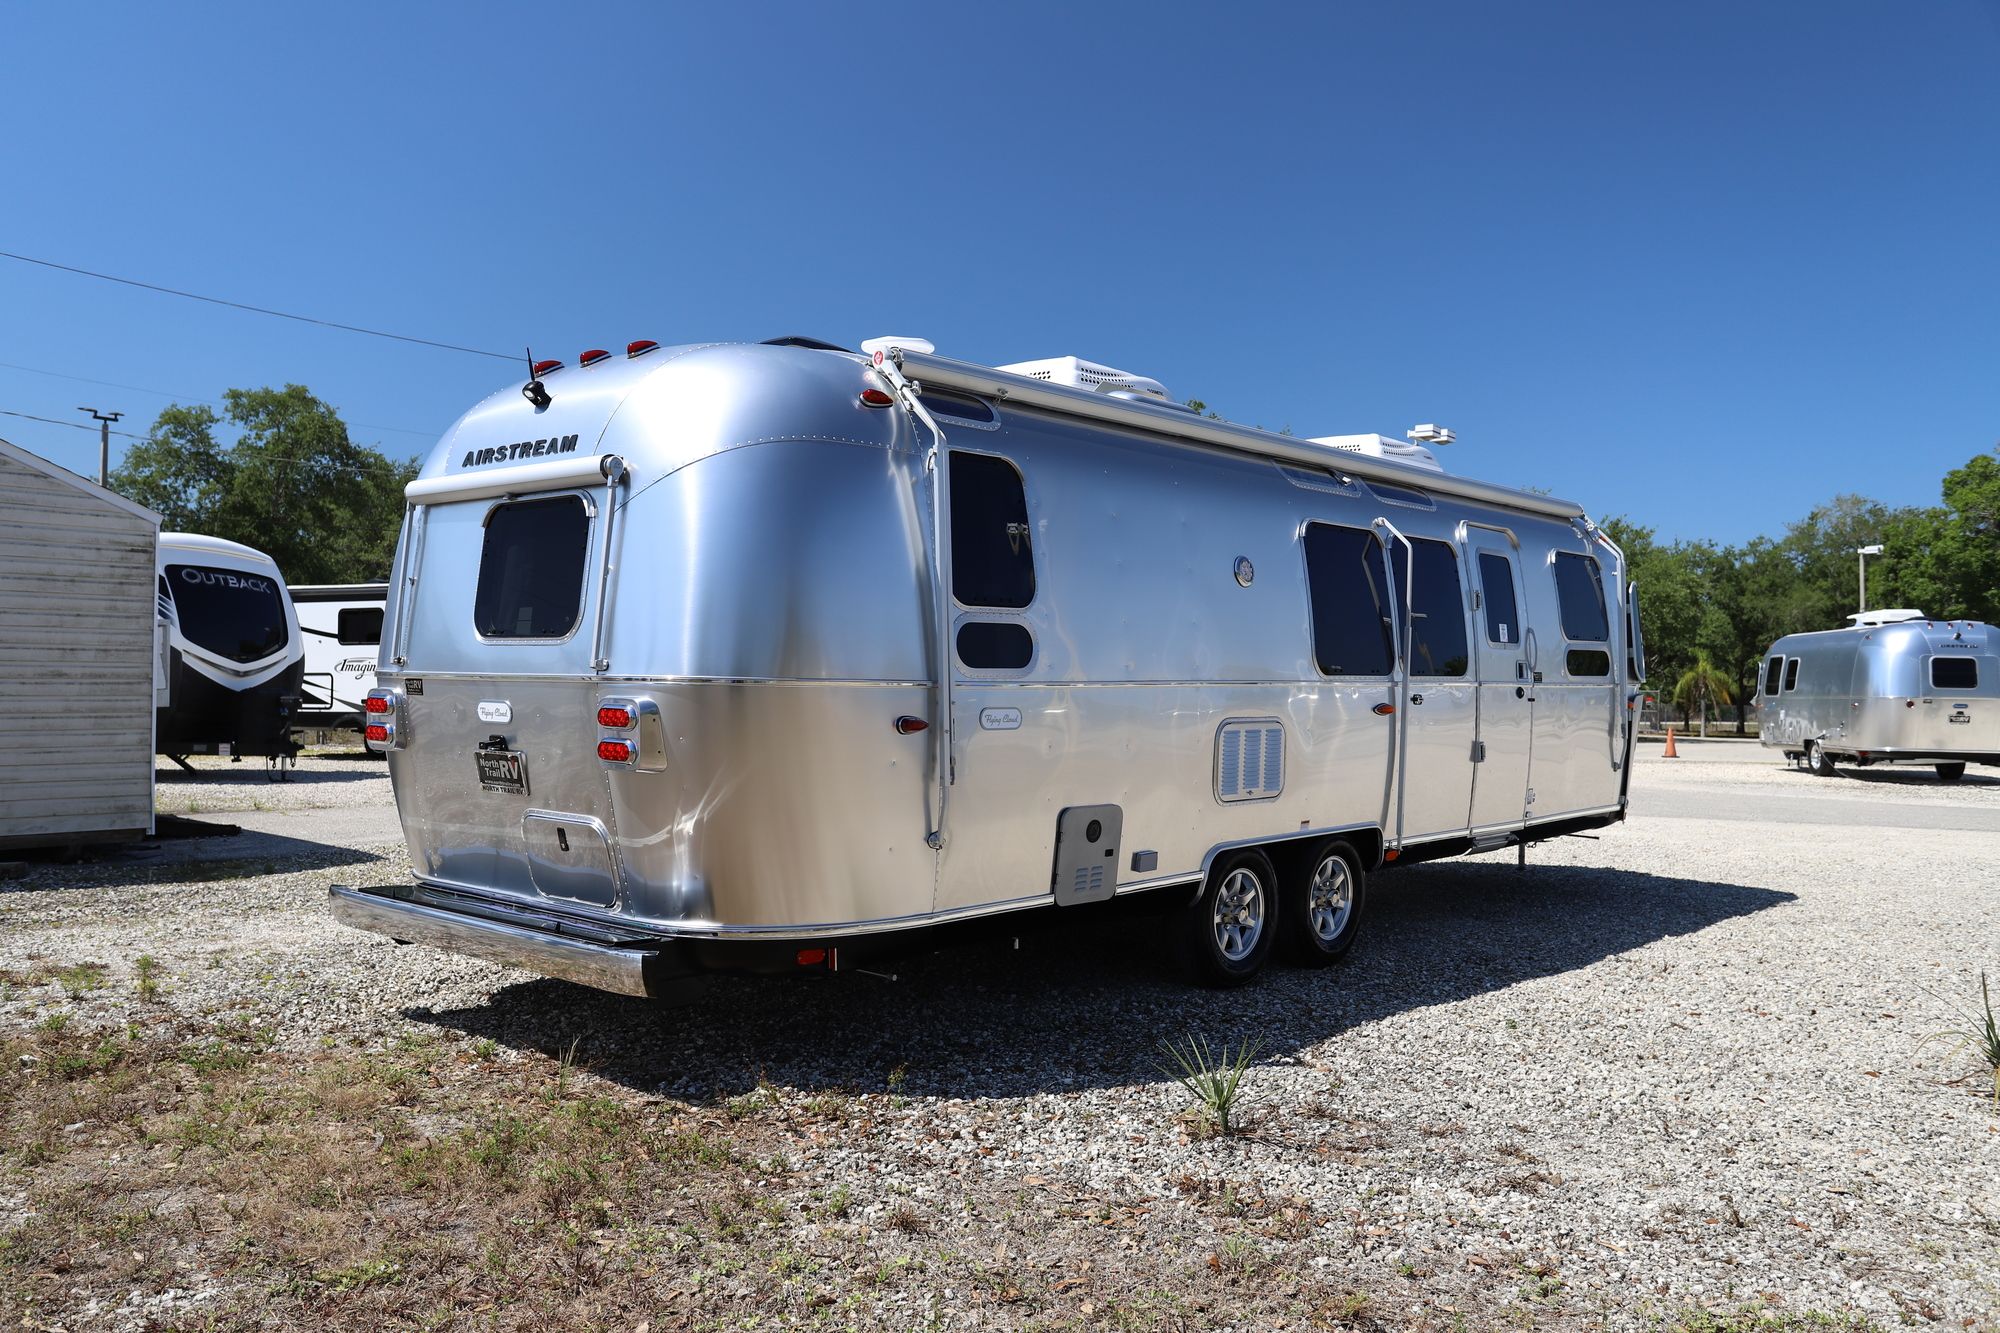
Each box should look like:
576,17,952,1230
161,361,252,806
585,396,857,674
4,747,1997,1329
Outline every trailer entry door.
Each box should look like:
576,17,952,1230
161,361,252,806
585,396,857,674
1462,530,1532,832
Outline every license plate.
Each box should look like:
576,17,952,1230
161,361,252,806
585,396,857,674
474,748,529,794
1948,713,1970,725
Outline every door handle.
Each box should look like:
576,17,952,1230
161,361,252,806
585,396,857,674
1410,693,1425,705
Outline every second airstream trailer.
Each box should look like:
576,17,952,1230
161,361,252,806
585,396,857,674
1758,611,1999,781
155,533,303,772
332,339,1645,995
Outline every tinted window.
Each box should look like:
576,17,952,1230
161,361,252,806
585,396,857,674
1408,539,1468,677
1932,656,1978,689
1783,658,1800,691
1567,648,1612,677
474,496,590,639
950,452,1035,609
337,607,383,646
1763,656,1784,696
1477,553,1519,645
923,389,997,424
166,564,289,663
956,621,1033,670
1304,523,1394,676
1552,552,1610,641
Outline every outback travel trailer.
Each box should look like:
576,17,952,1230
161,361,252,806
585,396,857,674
292,582,388,732
332,338,1645,997
1758,610,1998,781
0,437,161,851
155,532,304,774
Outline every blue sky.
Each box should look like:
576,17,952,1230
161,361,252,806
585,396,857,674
4,2,1996,546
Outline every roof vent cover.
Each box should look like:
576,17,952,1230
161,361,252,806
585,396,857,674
997,355,1171,401
1307,433,1446,474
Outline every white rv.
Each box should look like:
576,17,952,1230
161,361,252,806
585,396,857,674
333,338,1644,995
155,533,303,772
291,582,388,732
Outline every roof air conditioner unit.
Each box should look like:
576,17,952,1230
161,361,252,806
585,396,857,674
1307,434,1445,474
997,356,1171,401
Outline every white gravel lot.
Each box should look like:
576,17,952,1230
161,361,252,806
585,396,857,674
4,743,1997,1328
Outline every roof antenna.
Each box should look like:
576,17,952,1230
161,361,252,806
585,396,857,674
522,346,551,409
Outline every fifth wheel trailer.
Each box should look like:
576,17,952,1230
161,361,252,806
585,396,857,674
291,582,388,732
0,437,161,851
1757,611,1999,781
332,337,1645,996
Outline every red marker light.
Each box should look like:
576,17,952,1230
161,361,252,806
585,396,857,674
579,348,611,367
860,388,895,407
531,359,563,376
597,739,633,763
364,696,392,714
365,724,389,743
1372,702,1396,716
795,948,827,967
597,705,633,729
894,715,929,734
627,339,659,358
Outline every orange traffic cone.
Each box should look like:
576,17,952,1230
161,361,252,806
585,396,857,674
1663,724,1679,758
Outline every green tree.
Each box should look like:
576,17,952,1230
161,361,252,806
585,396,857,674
112,386,417,584
1671,651,1736,739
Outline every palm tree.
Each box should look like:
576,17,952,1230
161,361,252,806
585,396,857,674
1672,651,1736,739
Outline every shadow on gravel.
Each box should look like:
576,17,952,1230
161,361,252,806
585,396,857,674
1819,768,2000,789
1,839,386,893
155,762,388,787
411,861,1794,1103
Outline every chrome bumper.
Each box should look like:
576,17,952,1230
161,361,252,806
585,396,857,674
329,883,657,998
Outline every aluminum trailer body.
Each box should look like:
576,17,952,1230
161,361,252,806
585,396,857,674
291,582,388,731
155,532,304,765
332,339,1644,996
1757,617,1999,780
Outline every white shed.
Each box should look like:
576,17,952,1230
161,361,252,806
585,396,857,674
0,437,162,851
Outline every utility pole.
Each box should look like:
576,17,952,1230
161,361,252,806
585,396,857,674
78,407,123,486
1856,543,1884,614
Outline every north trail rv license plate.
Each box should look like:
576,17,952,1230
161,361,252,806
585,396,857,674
474,748,530,795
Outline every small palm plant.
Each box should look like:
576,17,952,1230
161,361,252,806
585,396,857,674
1923,972,2000,1108
1160,1033,1262,1137
1672,651,1736,739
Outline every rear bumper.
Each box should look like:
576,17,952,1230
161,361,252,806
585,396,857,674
329,882,666,998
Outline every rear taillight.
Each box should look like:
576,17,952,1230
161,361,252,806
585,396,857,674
597,705,633,729
594,697,660,770
597,738,634,764
364,696,391,715
365,724,389,743
364,689,403,751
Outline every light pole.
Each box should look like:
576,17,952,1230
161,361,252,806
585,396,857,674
1856,544,1884,614
78,407,123,486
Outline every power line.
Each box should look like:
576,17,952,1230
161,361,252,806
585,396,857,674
0,249,518,363
0,407,144,439
0,359,439,438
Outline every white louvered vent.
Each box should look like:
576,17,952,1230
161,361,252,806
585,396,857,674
1215,718,1285,803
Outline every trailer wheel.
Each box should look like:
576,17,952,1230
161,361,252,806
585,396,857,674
1806,740,1837,777
1178,850,1276,987
1281,840,1366,967
1936,762,1966,783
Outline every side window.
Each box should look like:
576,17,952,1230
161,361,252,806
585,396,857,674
1783,658,1801,691
1552,552,1611,641
1763,656,1784,696
1476,552,1519,645
956,622,1033,670
950,452,1034,609
337,607,383,646
474,495,590,639
1932,656,1978,689
1303,523,1395,676
1407,538,1468,677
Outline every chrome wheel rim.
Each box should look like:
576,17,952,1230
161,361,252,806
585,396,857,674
1212,868,1266,962
1307,855,1354,944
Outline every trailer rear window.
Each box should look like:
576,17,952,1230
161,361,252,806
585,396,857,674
474,495,590,639
1783,658,1800,691
1932,656,1978,690
1763,656,1784,696
1304,523,1394,676
1552,552,1610,641
337,607,383,646
1408,538,1468,677
165,564,289,664
950,452,1035,609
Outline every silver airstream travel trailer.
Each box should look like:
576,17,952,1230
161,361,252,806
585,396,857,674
155,533,304,773
331,339,1644,994
1758,610,1998,781
292,582,388,732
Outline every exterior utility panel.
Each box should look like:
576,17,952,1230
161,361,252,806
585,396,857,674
1757,619,1998,779
334,341,1643,997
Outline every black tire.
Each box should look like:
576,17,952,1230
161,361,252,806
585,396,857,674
1806,740,1837,777
1936,762,1966,783
1177,849,1277,987
1281,839,1367,967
